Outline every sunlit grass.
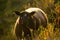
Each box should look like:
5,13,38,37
0,23,60,40
10,23,60,40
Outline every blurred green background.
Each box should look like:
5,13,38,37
0,0,60,40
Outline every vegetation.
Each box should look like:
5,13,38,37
0,0,60,40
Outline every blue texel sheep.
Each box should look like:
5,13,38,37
14,8,48,40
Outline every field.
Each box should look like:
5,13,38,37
0,0,60,40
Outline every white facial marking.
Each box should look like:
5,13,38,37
24,14,27,16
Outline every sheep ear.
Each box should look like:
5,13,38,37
15,11,21,15
30,11,35,15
